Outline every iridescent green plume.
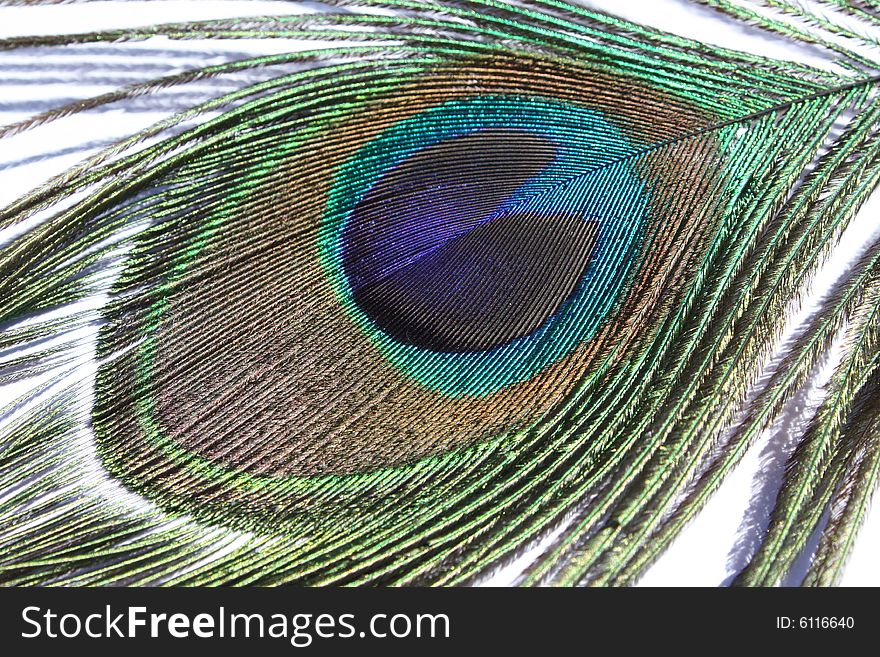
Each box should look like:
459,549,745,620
1,0,880,586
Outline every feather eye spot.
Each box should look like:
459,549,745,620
324,95,648,395
342,128,601,353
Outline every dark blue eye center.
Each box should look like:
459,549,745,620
341,128,599,352
324,95,646,396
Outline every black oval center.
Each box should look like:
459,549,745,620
342,129,598,353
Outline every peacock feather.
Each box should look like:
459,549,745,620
1,0,880,586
